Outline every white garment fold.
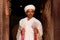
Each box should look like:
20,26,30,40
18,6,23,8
16,17,43,40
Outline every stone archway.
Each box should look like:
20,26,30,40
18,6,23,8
0,0,54,40
11,0,54,40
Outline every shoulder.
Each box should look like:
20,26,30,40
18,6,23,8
19,17,26,22
19,17,26,23
33,17,42,24
19,17,26,26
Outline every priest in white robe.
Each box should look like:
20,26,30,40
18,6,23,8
16,4,43,40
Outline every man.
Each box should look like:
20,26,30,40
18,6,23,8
16,4,43,40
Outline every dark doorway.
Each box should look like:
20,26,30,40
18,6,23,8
10,0,47,40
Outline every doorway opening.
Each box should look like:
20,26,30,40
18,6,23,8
10,0,52,40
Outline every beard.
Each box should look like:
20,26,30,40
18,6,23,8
27,14,33,18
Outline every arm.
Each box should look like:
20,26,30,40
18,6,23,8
37,21,43,40
16,26,21,40
16,20,22,40
38,22,43,37
32,21,43,40
16,19,25,40
32,22,43,36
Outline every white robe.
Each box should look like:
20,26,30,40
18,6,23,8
16,17,43,40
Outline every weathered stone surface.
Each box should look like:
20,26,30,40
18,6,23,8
53,0,60,40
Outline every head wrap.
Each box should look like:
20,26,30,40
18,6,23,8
24,5,35,12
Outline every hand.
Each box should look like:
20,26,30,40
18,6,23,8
32,25,38,34
34,27,38,34
21,28,25,35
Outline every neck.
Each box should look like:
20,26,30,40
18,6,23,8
27,17,33,20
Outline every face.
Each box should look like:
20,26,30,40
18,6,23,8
26,9,35,18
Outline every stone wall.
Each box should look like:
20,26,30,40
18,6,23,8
0,0,9,40
41,0,54,40
0,0,4,40
52,0,60,40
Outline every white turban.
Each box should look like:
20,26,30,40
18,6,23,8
24,5,35,12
